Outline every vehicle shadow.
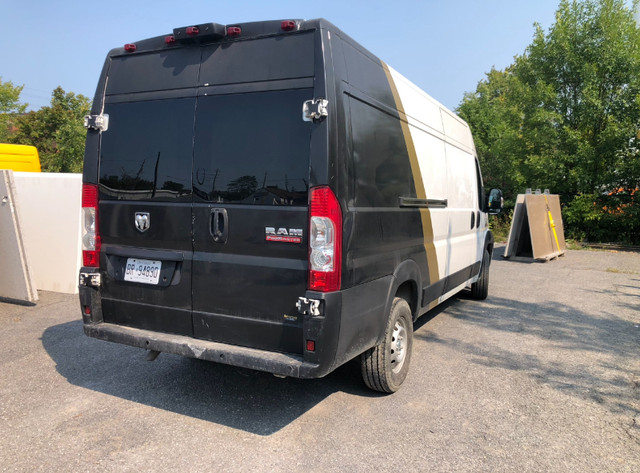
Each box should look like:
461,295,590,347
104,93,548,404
414,293,640,418
41,320,378,436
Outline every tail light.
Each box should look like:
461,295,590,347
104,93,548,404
124,43,136,52
82,184,101,267
308,186,342,292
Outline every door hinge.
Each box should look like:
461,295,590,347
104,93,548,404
79,272,101,287
302,98,328,122
84,114,109,132
296,297,321,316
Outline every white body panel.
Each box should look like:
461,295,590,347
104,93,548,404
387,67,485,284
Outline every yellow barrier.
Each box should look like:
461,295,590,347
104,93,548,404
0,144,41,172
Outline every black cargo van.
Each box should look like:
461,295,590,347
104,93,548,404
79,19,501,392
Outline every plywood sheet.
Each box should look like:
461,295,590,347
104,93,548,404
504,193,566,261
546,194,566,251
504,194,526,258
525,195,555,259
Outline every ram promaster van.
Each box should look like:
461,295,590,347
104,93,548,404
79,19,502,392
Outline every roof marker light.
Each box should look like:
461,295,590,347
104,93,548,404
281,20,296,31
124,43,136,52
227,26,241,37
186,26,200,36
165,35,176,44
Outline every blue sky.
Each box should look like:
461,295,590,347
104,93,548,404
0,0,603,112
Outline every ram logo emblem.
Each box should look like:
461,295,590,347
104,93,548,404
134,212,150,233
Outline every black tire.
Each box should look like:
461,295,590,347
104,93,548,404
361,297,413,393
470,249,490,300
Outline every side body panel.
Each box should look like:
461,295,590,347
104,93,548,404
385,66,485,307
325,28,487,368
334,32,486,319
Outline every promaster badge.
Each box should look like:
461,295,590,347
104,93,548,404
265,227,302,243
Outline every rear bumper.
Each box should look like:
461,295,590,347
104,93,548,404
79,270,393,379
83,322,321,378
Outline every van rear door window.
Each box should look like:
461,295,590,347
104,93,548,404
99,98,195,200
193,88,312,205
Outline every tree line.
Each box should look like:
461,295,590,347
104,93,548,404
0,81,90,173
458,0,640,244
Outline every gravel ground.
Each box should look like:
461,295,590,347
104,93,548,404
0,245,638,472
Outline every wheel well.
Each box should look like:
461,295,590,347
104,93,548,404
395,281,418,320
486,231,495,258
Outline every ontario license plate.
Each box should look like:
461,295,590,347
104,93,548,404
124,258,161,285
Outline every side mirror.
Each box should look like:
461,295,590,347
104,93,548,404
487,188,503,215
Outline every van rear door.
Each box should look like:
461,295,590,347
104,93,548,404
190,35,316,355
97,49,199,336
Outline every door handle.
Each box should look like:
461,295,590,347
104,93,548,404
470,211,475,229
210,208,228,243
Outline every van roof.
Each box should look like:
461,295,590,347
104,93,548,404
111,18,336,56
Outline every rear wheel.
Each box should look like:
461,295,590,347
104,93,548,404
361,297,413,393
470,249,490,300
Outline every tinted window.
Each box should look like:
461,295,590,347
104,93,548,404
349,97,415,207
193,89,312,205
99,98,195,200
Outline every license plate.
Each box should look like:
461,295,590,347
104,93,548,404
124,258,162,285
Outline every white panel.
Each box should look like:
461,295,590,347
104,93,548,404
441,109,474,153
396,107,448,280
388,65,474,154
13,173,83,294
446,144,476,210
445,144,478,275
410,127,449,279
411,126,448,199
388,64,482,280
429,209,449,280
0,170,38,303
388,66,444,137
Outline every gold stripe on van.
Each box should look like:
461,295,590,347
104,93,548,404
382,62,440,297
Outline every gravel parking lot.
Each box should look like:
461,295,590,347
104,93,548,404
1,244,639,472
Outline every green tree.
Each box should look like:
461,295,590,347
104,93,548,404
459,0,640,243
10,86,90,173
0,78,28,142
